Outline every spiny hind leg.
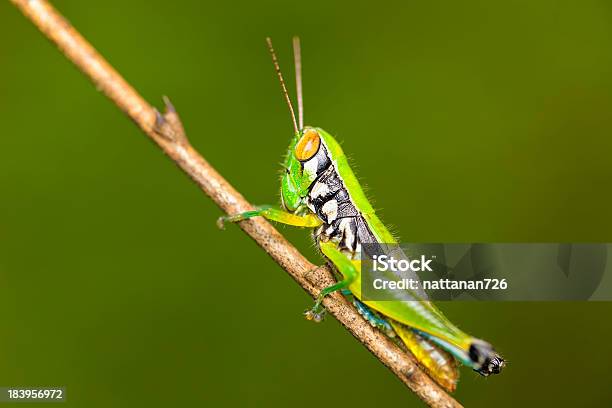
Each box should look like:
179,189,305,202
349,294,395,338
217,206,322,228
304,241,356,322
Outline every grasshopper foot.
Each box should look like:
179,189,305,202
216,216,227,230
217,213,246,229
304,305,326,323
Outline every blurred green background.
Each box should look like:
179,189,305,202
1,0,612,406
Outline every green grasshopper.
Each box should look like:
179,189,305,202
219,37,504,392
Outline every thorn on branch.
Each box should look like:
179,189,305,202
153,96,188,145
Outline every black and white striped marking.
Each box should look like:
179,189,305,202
300,141,378,255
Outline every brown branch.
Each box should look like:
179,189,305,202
10,1,462,407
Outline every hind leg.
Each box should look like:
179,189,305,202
351,294,395,337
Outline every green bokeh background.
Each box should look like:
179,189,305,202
1,0,612,406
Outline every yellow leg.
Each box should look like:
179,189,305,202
217,206,322,229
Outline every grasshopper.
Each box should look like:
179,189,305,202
219,37,504,392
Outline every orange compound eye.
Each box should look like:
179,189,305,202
295,129,321,161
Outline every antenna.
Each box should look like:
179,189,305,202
266,37,299,135
293,36,304,130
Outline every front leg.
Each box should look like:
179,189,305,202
217,205,322,229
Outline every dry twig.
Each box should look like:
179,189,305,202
10,1,462,407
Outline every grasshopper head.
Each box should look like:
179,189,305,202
281,127,324,211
